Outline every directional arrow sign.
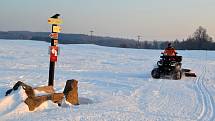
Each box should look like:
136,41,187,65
49,33,58,39
48,18,62,25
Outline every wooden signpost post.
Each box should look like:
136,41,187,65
48,14,62,86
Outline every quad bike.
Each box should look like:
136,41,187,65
151,53,196,80
151,53,183,80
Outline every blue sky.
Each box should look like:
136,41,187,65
0,0,214,41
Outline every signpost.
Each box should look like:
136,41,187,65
4,14,79,111
48,14,62,86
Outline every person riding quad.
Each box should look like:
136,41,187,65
164,43,177,56
151,43,183,80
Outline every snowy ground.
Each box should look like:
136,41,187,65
0,39,215,121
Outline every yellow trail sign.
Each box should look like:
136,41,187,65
53,26,62,33
48,18,62,25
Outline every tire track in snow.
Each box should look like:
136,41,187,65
194,57,215,121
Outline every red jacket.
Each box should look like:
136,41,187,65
164,47,176,56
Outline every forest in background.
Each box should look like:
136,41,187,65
0,26,214,50
138,26,215,50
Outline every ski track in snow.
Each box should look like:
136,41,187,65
194,53,215,121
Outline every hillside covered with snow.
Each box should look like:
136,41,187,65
0,39,215,121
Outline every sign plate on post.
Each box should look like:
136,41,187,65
50,46,58,62
53,26,62,33
54,39,58,46
49,33,58,39
48,18,62,25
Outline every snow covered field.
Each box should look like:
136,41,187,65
0,39,215,121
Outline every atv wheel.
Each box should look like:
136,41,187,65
173,70,182,80
151,68,160,79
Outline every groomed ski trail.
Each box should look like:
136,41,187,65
194,52,215,121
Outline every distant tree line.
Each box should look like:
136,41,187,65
0,31,137,48
135,26,215,50
0,26,215,50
